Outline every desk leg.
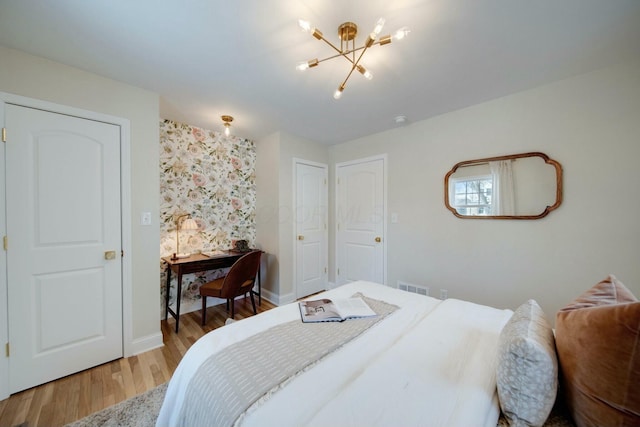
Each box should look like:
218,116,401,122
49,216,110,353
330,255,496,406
165,266,171,321
175,273,182,333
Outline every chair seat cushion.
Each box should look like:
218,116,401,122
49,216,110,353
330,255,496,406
199,277,224,297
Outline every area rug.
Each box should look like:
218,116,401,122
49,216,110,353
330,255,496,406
65,383,167,427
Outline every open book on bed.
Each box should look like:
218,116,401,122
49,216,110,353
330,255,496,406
298,297,376,322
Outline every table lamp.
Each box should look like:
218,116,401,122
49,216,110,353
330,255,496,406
172,214,199,260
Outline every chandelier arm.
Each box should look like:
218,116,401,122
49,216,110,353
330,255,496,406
350,41,371,74
316,34,366,67
315,33,347,58
342,41,384,55
338,66,357,92
317,52,357,65
313,29,388,66
316,40,386,64
339,40,374,91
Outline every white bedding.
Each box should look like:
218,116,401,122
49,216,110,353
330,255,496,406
157,281,513,427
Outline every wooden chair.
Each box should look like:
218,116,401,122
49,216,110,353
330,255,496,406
199,250,261,325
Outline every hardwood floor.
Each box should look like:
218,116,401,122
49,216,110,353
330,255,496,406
0,297,276,427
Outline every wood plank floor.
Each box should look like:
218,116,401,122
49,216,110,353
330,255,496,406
0,297,276,427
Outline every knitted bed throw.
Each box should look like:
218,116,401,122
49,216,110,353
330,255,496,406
177,294,398,427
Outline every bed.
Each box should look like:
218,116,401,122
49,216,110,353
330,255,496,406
157,280,516,427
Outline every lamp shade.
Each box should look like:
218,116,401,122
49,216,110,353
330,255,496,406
172,214,200,259
180,218,198,231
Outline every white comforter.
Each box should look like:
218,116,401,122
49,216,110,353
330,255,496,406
157,281,513,427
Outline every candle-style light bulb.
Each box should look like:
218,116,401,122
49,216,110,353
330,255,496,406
298,19,312,33
373,18,385,35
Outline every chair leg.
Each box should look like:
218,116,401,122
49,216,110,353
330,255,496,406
250,291,257,315
201,296,207,326
230,298,235,319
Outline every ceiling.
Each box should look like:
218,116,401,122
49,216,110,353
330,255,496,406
1,0,639,145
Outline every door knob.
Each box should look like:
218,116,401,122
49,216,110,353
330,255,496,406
298,235,304,240
104,251,116,260
375,237,381,243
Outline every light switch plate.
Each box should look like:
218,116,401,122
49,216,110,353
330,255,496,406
141,212,152,226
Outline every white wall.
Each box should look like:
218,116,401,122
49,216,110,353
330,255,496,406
329,60,640,322
0,46,161,347
256,131,329,303
255,132,281,299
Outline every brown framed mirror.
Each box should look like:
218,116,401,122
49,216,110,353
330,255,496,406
444,152,562,219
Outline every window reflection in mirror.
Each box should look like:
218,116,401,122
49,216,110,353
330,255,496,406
444,152,562,219
451,174,493,216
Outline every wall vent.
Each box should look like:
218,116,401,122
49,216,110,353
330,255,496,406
397,281,429,296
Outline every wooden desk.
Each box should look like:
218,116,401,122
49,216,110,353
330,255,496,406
162,251,261,332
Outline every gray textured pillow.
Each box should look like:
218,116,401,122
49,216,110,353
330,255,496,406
497,300,558,427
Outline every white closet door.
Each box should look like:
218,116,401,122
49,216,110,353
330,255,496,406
6,104,123,393
295,161,328,299
336,156,386,285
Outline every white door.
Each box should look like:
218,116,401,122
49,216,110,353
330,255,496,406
6,104,123,393
295,160,328,299
336,156,386,285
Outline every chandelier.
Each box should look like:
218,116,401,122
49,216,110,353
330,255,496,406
296,18,409,99
221,115,233,136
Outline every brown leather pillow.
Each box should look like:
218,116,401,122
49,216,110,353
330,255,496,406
555,275,640,427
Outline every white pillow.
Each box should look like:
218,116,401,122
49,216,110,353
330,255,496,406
497,299,558,427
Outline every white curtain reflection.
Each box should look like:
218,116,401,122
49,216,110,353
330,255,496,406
489,160,515,215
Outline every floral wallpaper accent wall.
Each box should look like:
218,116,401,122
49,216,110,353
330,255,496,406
159,119,256,310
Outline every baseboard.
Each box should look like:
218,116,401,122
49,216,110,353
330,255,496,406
276,291,296,305
257,287,293,305
131,332,164,355
272,284,338,305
